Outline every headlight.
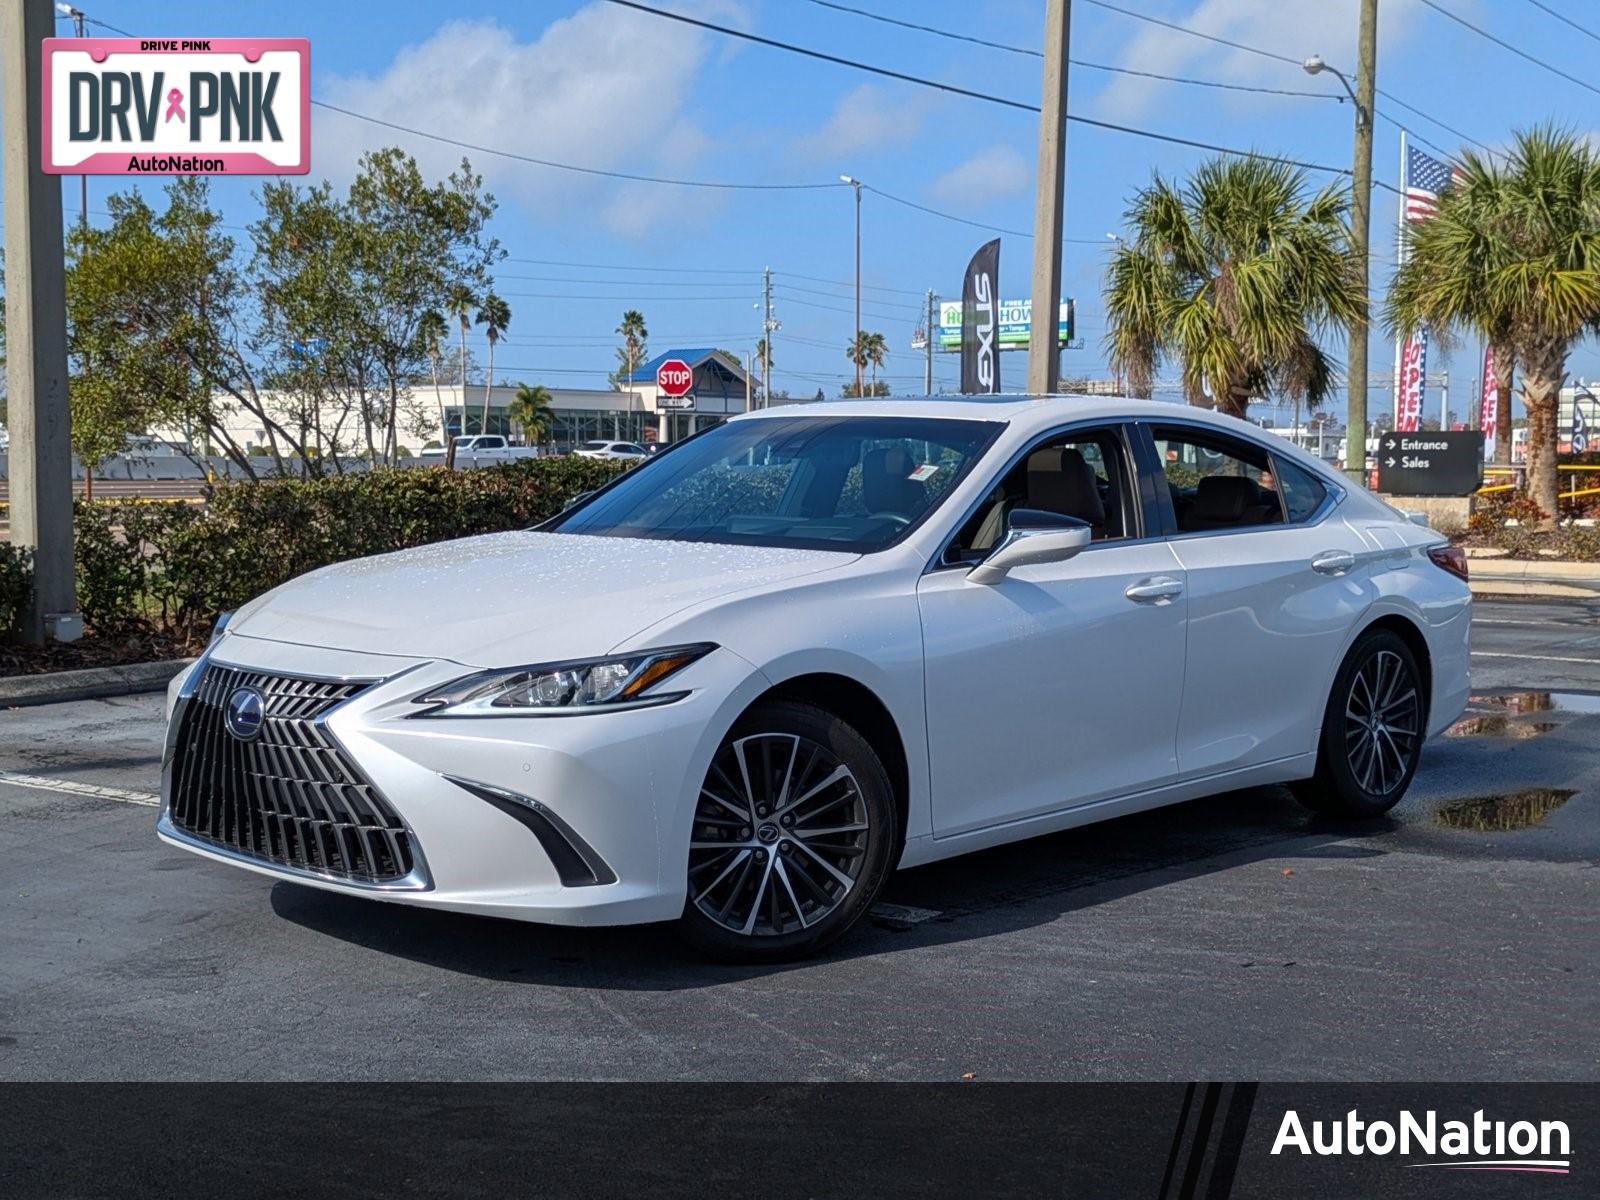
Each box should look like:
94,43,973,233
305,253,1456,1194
412,643,715,716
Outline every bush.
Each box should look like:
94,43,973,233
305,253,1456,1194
1558,524,1600,562
1468,493,1548,537
73,458,625,644
0,543,34,638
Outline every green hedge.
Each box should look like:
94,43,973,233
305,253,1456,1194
70,457,625,644
0,544,33,637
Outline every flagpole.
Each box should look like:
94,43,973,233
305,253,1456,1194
1389,129,1407,455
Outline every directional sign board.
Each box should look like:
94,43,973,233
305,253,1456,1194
657,394,695,411
1375,431,1484,497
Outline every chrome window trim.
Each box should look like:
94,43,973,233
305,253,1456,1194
924,417,1149,575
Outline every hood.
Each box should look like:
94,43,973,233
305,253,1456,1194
229,531,857,666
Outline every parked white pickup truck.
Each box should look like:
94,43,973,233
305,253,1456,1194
419,435,543,468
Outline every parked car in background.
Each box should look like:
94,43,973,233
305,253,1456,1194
159,397,1470,961
419,435,543,468
574,440,649,462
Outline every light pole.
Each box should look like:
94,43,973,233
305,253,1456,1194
55,4,86,233
841,175,862,395
1305,3,1377,485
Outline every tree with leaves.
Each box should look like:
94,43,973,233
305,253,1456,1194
417,309,450,463
847,330,872,380
865,331,888,392
1387,127,1600,518
506,382,555,448
1104,156,1364,421
475,291,510,434
613,309,649,407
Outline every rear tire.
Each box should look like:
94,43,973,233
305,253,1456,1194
677,699,898,963
1292,629,1425,818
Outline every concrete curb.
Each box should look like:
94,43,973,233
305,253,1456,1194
1465,556,1600,581
0,658,193,708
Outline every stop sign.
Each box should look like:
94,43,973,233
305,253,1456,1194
656,358,694,398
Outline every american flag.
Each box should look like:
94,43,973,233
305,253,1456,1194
1404,145,1463,222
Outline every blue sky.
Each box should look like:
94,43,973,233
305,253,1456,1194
41,0,1600,421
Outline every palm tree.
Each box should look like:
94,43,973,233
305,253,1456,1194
475,291,511,436
1104,156,1364,422
445,283,475,464
846,330,871,394
755,336,774,398
417,309,449,467
615,309,648,421
506,382,555,449
865,331,888,392
1388,128,1600,519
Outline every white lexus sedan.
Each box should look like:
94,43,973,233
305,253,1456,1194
158,397,1471,960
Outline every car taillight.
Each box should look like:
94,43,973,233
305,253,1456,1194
1428,544,1469,581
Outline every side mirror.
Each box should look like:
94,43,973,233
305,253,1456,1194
968,509,1092,585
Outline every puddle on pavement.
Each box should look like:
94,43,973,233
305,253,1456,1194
1433,788,1576,833
1469,691,1600,715
1445,715,1558,739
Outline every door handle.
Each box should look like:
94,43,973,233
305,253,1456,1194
1311,550,1357,576
1125,576,1184,604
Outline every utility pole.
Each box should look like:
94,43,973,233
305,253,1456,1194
841,176,863,395
1348,0,1378,485
924,290,936,395
761,266,777,408
1028,0,1071,396
56,5,88,231
4,0,78,643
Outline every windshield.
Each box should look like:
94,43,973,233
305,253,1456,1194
550,415,1001,551
582,441,610,451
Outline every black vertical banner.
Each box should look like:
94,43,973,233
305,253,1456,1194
960,238,1001,395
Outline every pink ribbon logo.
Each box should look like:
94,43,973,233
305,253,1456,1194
164,88,185,123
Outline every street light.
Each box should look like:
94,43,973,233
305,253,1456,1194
57,4,87,233
1305,16,1378,488
841,174,863,396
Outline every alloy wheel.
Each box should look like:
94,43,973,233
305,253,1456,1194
1343,649,1421,796
689,733,871,937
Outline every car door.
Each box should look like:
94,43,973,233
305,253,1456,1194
1143,422,1377,778
917,423,1188,838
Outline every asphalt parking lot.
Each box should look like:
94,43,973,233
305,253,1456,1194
2,597,1598,1082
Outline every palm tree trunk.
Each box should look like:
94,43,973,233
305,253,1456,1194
1520,340,1565,528
1492,342,1514,466
480,339,494,434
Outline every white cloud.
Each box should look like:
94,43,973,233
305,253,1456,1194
1093,0,1421,122
313,3,744,237
928,145,1031,209
792,84,929,161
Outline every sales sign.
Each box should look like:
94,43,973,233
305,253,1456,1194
43,38,309,175
1375,431,1484,497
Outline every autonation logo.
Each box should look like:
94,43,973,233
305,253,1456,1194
1273,1108,1572,1175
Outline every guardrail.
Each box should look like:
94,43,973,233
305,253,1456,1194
1479,464,1600,502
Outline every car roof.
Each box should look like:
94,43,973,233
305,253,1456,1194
733,394,1258,437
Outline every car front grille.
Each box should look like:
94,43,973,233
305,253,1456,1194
167,663,420,884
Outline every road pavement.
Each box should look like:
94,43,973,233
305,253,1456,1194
2,598,1598,1081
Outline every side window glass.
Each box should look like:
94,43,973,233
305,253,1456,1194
945,427,1133,564
1152,427,1284,533
1275,456,1329,523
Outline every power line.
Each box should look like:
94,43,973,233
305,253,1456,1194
1521,0,1600,46
606,0,1376,182
1413,0,1600,100
805,0,1341,100
504,256,758,276
776,271,927,297
312,100,838,190
1081,0,1500,159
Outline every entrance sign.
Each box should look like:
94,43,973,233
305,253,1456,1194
42,38,310,175
1376,431,1484,496
656,358,694,398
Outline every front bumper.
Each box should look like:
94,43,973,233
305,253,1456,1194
157,633,768,926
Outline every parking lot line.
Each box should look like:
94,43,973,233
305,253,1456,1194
0,770,159,806
1471,651,1600,666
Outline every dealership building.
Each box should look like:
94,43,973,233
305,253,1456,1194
162,350,764,457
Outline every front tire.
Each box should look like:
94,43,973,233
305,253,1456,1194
1293,629,1425,818
678,700,898,962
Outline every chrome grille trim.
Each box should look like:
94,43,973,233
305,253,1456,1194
163,657,430,890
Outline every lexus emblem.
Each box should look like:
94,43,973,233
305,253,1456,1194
224,686,266,740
